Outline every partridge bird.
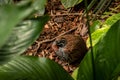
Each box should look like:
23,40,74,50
52,34,88,64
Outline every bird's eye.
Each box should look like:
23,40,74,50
56,38,66,47
60,38,66,43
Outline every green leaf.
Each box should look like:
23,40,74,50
87,26,109,48
0,0,13,5
78,20,120,80
77,50,94,80
0,16,49,65
72,68,79,80
87,13,120,48
90,20,101,33
32,0,47,16
0,1,33,48
0,56,73,80
61,0,83,9
103,13,120,27
118,76,120,80
0,0,47,48
101,12,115,19
112,64,120,80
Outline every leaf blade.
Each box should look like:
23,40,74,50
61,0,83,9
0,56,73,80
0,16,49,65
78,20,120,80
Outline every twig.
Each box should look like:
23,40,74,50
50,13,83,17
37,26,78,45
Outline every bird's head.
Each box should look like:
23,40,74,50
52,37,69,60
55,38,67,47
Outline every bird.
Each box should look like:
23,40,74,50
52,34,88,64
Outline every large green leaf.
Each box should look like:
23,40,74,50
0,0,13,5
86,26,109,47
0,16,49,65
32,0,47,16
72,68,79,80
103,13,120,27
87,13,120,48
90,20,101,33
0,1,33,48
78,20,120,80
61,0,83,9
0,0,47,48
0,56,73,80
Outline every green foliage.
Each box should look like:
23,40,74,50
0,0,47,48
0,4,31,48
32,0,47,16
0,16,49,65
90,20,101,33
103,13,120,27
0,0,120,80
78,20,120,80
0,0,13,5
0,0,48,65
87,13,120,48
61,0,83,9
0,56,73,80
87,26,109,47
72,68,79,80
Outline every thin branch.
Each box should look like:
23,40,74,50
37,26,78,45
50,13,83,17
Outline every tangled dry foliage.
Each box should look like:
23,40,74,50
25,0,120,74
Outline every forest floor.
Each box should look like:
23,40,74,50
25,0,120,74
